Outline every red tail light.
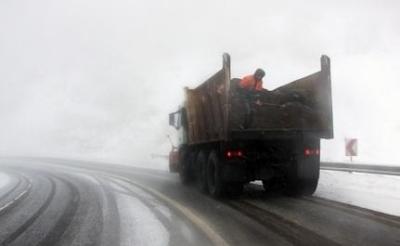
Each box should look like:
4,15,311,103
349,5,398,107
304,148,319,156
225,150,244,159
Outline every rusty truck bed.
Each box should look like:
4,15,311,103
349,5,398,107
184,54,333,145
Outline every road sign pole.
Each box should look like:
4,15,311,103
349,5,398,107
345,138,358,163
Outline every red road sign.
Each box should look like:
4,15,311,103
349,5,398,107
345,138,358,156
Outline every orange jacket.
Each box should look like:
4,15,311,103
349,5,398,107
239,75,263,91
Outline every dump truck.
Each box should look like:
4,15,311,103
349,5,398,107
169,53,333,197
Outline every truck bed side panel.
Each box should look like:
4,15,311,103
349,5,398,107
186,70,227,144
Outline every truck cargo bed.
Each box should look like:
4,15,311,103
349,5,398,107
185,54,333,145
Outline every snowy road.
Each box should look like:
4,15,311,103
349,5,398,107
0,160,211,246
0,158,399,246
316,170,400,216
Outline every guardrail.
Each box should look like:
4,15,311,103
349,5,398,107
321,162,400,176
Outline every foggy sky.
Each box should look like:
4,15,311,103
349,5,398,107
1,0,400,167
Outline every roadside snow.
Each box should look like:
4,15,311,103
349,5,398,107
117,193,169,246
316,170,400,216
0,172,11,190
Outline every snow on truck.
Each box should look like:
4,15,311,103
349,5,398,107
169,53,333,197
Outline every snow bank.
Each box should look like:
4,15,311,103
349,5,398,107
316,170,400,216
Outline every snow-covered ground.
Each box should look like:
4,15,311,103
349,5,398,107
316,170,400,216
0,172,11,190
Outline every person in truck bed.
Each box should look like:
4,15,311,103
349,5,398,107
239,68,266,91
239,68,266,128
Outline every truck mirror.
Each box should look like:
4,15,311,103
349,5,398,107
169,113,175,127
169,112,180,130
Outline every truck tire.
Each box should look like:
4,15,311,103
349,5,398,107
179,150,193,185
196,151,208,193
207,151,225,197
285,157,319,196
286,179,318,196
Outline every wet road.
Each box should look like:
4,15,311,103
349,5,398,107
0,158,399,246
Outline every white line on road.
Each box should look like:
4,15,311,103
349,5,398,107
0,182,32,213
107,174,230,246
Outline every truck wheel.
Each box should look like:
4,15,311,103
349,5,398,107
285,157,319,196
196,151,208,193
179,166,190,184
300,179,318,195
179,151,193,185
207,151,225,197
286,179,318,196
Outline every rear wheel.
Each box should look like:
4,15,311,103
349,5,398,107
196,151,208,193
286,179,318,196
207,151,225,197
179,150,193,185
285,158,319,196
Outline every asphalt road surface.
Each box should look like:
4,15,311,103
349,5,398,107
0,157,399,246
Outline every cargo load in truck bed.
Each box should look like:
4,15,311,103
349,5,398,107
184,54,333,145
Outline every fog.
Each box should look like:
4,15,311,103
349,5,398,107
1,0,399,168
